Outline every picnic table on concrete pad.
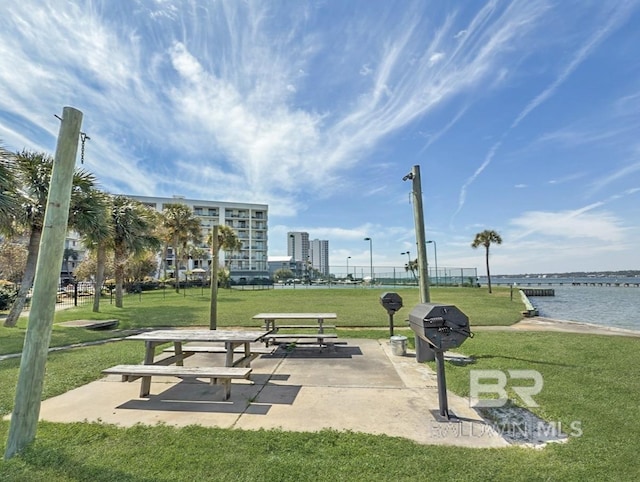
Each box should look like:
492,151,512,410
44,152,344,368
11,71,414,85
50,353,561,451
121,329,271,396
252,313,337,333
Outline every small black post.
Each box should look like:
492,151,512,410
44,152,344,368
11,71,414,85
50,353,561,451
73,279,78,307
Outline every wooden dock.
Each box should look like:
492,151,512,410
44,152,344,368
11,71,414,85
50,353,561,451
494,281,640,287
521,288,555,297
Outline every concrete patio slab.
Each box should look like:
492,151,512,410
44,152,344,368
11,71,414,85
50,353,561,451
34,338,508,448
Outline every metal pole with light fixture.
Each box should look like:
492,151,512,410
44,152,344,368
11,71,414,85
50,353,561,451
346,256,351,280
402,166,430,303
426,240,438,286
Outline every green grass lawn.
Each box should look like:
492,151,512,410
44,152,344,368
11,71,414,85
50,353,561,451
0,286,522,355
2,287,639,480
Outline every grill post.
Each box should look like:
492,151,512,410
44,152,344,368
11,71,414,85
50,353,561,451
435,350,449,418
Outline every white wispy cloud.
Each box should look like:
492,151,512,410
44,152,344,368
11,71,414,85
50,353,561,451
508,184,640,245
509,208,624,242
2,0,637,230
452,140,503,222
588,161,640,195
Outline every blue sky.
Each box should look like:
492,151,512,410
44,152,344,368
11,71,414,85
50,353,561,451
2,0,640,275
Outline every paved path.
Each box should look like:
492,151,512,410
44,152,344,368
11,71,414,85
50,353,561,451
475,317,640,337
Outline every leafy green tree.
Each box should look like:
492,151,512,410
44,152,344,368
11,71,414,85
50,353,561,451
161,203,202,293
111,196,160,307
471,229,503,294
216,266,231,289
73,251,114,283
0,241,28,282
3,151,98,327
126,252,159,283
274,268,294,282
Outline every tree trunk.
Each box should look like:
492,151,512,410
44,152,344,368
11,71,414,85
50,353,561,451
173,235,180,294
3,227,42,327
92,244,106,313
114,246,125,308
485,246,492,294
162,243,168,281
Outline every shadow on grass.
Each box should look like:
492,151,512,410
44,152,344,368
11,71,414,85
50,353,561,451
471,354,577,367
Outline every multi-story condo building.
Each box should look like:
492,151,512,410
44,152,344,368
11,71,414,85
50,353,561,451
129,195,269,283
310,239,330,276
287,231,309,263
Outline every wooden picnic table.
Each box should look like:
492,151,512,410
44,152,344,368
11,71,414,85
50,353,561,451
122,329,271,396
252,313,337,333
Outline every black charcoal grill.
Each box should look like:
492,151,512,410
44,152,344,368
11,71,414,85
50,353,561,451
408,303,473,419
379,292,403,336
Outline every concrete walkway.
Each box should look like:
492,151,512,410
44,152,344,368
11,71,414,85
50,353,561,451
36,338,508,448
475,316,640,337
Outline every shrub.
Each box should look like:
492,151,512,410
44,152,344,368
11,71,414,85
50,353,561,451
0,284,17,310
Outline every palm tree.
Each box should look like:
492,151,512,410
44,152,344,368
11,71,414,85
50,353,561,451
3,150,98,327
111,196,160,307
0,144,18,230
161,203,202,293
207,225,242,287
77,190,113,312
471,229,503,294
404,258,418,282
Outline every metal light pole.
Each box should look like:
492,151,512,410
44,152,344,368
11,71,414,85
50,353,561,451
364,237,373,285
346,256,351,279
427,240,438,286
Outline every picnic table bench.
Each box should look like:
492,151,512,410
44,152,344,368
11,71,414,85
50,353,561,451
102,365,251,400
102,329,270,398
252,313,337,333
162,344,275,357
252,313,339,349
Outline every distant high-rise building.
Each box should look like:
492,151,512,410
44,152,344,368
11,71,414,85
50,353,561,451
310,239,330,276
287,231,309,262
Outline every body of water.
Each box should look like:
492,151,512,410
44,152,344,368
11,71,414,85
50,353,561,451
484,276,640,331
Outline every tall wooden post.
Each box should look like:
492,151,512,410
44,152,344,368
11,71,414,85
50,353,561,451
410,165,430,303
409,165,435,362
5,107,83,459
209,225,219,330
